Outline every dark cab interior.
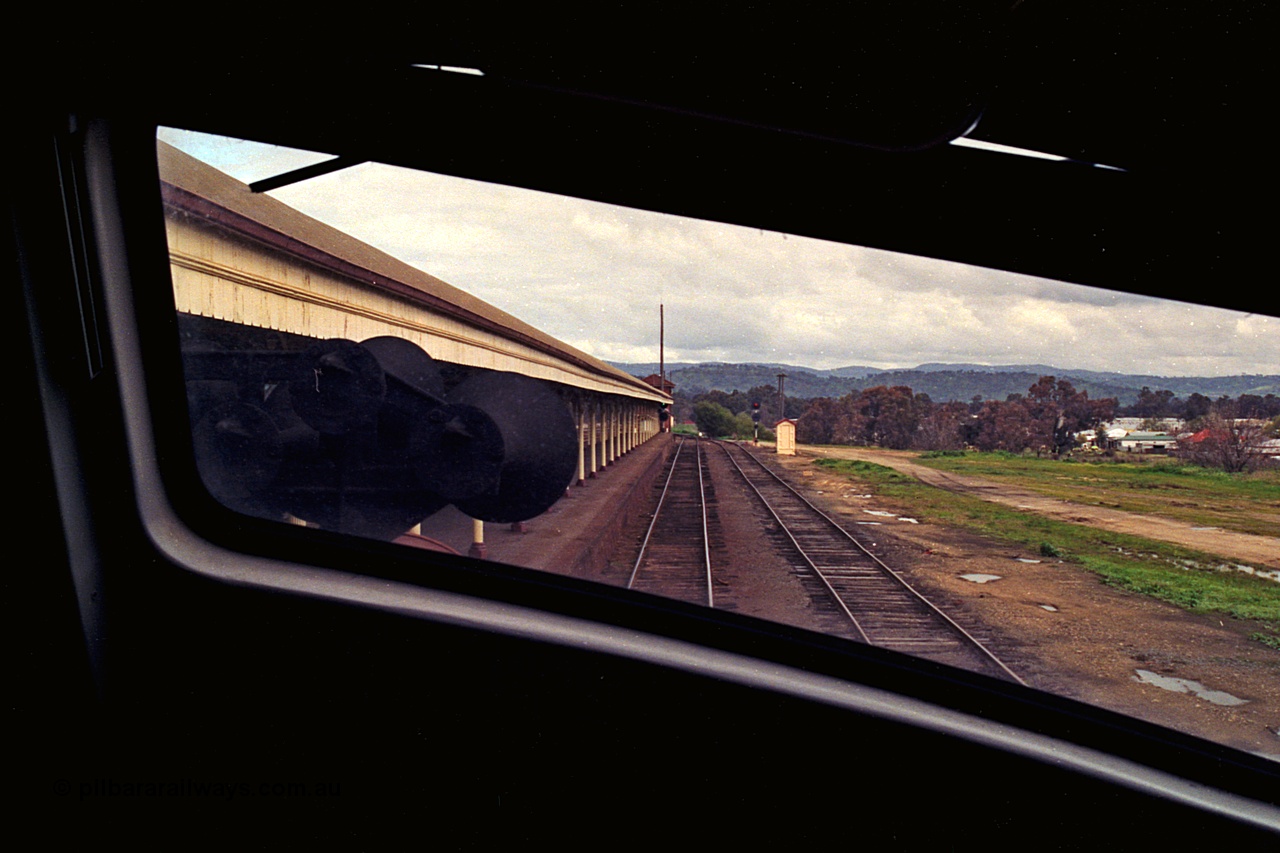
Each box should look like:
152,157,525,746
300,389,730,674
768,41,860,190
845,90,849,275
10,4,1278,846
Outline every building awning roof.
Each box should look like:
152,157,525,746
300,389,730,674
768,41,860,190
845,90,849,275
158,141,669,403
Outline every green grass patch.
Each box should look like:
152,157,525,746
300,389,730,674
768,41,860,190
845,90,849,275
813,457,1280,646
1251,632,1280,651
817,458,915,483
908,451,1280,538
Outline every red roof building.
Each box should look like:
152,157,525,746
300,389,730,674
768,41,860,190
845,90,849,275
642,373,676,394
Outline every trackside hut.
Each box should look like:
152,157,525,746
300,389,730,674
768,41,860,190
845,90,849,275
776,419,797,455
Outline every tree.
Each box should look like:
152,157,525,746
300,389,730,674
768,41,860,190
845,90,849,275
1085,396,1119,434
1131,386,1177,418
1237,394,1266,419
693,401,737,437
731,412,756,439
916,400,970,451
1184,392,1213,423
797,397,843,444
848,385,919,449
1023,376,1115,456
1177,413,1268,473
973,398,1032,451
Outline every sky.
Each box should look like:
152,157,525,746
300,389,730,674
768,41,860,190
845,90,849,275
158,128,1278,378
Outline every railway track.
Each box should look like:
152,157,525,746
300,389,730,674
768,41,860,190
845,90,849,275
628,437,715,607
717,441,1025,684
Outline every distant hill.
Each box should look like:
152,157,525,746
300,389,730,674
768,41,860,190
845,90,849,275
910,364,1280,398
613,361,881,380
610,361,1280,405
610,362,877,398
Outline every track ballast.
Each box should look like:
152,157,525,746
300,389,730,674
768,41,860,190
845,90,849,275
717,441,1024,684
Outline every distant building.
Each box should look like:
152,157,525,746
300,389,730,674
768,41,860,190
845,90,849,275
1094,421,1187,453
642,374,676,394
1105,418,1147,432
1183,424,1280,459
1074,429,1099,449
1102,418,1185,433
1094,427,1129,450
775,419,797,455
1116,432,1178,453
642,374,676,432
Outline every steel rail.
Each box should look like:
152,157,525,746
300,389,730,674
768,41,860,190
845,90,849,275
696,439,714,608
628,437,686,589
717,443,870,642
629,437,715,607
721,442,1025,685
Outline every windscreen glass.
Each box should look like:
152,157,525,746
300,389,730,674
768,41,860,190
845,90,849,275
158,127,1280,760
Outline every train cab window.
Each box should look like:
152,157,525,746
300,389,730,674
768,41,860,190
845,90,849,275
155,126,1280,762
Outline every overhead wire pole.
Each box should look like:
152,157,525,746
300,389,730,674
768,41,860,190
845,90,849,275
660,303,666,432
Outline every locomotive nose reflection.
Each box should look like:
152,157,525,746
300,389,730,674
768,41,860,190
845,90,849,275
187,330,575,538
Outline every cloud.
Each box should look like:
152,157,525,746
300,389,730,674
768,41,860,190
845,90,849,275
160,128,1278,377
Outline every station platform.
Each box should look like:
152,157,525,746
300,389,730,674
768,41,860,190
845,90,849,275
415,434,675,578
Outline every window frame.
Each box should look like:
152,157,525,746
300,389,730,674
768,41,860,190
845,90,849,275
54,112,1280,829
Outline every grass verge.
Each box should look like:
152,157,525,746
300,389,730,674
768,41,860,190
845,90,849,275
913,450,1280,538
813,457,1280,647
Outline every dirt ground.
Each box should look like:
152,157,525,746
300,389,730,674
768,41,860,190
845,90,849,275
594,447,826,632
759,445,1280,760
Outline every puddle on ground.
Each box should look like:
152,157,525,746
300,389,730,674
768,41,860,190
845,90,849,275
1039,604,1059,612
1133,670,1249,706
861,509,918,524
1174,558,1280,584
1017,558,1042,564
1233,565,1280,583
960,573,1002,584
856,521,883,526
1124,548,1280,584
